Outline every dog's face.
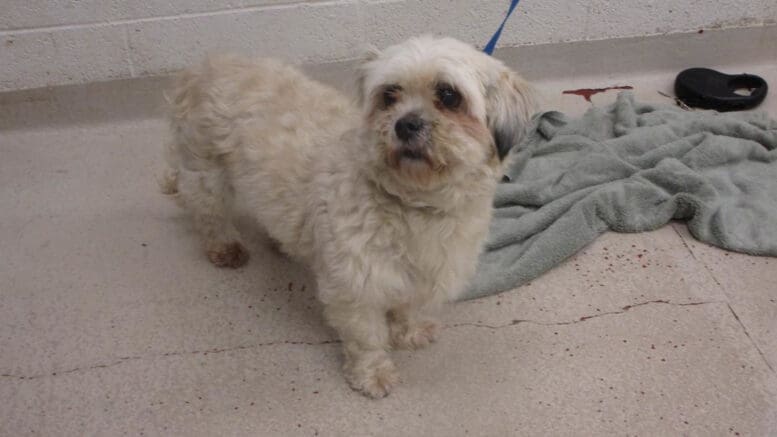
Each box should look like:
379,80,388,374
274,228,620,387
357,36,535,194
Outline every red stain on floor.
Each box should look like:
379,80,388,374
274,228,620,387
563,85,634,102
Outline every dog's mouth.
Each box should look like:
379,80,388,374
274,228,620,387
388,144,435,169
382,141,450,190
399,147,426,161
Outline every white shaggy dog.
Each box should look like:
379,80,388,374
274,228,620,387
162,35,535,398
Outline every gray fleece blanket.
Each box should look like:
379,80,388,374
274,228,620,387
465,92,777,300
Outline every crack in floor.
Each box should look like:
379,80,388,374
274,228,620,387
447,299,725,330
671,224,724,288
3,296,769,381
670,224,776,375
726,303,776,374
0,339,340,381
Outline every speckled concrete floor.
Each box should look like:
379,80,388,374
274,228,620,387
1,33,776,436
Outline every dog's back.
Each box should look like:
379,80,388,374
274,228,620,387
166,56,319,172
161,54,358,263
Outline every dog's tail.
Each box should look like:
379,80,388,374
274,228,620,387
158,162,179,195
158,58,220,198
159,82,184,197
159,55,243,197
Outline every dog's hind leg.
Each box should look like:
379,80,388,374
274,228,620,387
174,166,249,268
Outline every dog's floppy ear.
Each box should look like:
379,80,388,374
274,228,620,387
485,70,537,160
355,45,381,106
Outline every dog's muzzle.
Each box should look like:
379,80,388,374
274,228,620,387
393,113,431,163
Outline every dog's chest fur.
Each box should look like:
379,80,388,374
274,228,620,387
309,167,494,307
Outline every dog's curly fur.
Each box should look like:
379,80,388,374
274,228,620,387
162,35,535,398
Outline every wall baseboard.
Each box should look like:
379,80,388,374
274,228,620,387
2,25,775,131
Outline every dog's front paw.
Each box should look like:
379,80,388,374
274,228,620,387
390,319,439,350
207,241,250,268
344,351,399,399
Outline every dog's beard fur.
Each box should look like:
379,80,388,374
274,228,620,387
163,35,536,398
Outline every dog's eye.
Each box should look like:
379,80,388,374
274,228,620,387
382,85,401,108
436,85,462,109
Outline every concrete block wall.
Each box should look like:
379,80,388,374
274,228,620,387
2,0,776,92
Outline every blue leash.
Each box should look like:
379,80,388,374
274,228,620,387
483,0,521,55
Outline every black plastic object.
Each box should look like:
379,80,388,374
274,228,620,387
674,68,768,111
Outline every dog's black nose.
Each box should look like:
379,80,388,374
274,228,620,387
395,114,425,141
